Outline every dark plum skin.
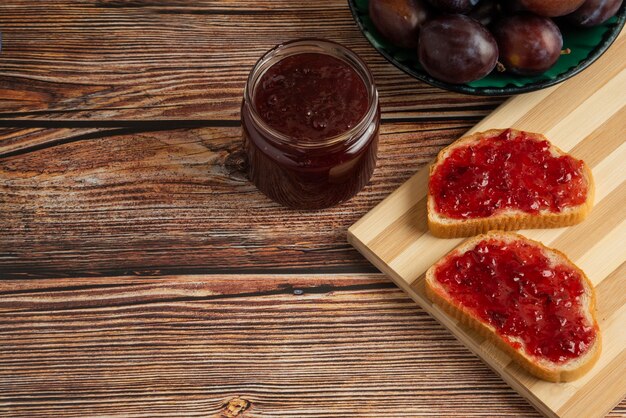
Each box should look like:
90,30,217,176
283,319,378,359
427,0,479,13
369,0,433,48
565,0,623,26
500,0,527,14
519,0,586,16
468,0,500,26
418,14,499,83
493,14,563,75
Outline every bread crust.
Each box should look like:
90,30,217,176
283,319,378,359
425,232,601,383
427,129,595,238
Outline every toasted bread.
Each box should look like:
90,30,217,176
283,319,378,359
428,129,594,238
425,231,601,382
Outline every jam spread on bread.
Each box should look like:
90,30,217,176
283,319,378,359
429,129,588,219
434,238,596,363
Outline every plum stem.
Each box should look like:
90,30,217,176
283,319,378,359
561,48,572,55
496,61,506,73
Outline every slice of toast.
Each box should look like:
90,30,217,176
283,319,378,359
428,129,594,238
425,231,601,382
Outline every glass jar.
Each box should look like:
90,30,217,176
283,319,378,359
241,39,380,210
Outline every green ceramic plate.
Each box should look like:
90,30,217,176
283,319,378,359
348,0,626,95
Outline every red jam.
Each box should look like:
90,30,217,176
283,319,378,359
430,130,588,219
434,238,596,363
242,41,379,209
254,53,369,141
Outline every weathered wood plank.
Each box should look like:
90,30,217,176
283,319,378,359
1,275,624,417
0,274,547,417
0,0,504,121
0,122,471,278
1,275,623,417
0,127,121,157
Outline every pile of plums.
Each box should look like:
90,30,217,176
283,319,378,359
369,0,623,83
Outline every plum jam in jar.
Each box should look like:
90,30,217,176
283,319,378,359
242,39,380,209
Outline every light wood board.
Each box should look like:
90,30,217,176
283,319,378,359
348,31,626,418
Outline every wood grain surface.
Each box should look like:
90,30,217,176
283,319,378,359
0,274,619,418
0,122,471,279
0,0,501,121
1,0,624,416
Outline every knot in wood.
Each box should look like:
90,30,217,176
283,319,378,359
224,149,248,181
222,397,250,417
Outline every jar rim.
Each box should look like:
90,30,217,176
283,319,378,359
243,38,379,149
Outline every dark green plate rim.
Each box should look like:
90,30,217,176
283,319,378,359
347,0,626,95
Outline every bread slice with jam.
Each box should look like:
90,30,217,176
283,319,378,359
425,231,601,382
428,129,594,238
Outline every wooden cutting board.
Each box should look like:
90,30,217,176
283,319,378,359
348,31,626,418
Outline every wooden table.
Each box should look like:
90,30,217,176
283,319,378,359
0,2,623,416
